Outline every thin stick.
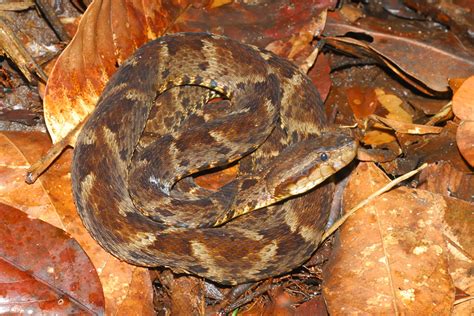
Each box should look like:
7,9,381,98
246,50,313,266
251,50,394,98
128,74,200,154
34,0,71,41
321,163,428,242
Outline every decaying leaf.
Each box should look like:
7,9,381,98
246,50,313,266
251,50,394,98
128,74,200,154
0,131,154,315
443,197,474,314
324,12,474,93
418,162,474,203
0,202,104,314
452,76,474,122
323,163,454,314
156,270,205,315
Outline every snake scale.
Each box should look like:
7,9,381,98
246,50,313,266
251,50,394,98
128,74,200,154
72,32,357,284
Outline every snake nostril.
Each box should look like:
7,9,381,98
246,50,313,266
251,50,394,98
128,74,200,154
320,153,328,161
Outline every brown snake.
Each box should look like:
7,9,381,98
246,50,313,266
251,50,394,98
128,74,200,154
72,33,357,285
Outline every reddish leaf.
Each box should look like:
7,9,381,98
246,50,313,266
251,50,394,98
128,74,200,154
456,121,474,167
346,86,379,119
295,296,328,316
453,76,474,121
0,131,154,315
308,53,332,102
452,75,474,166
0,203,104,314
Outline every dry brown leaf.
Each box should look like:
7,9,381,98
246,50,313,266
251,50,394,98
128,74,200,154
346,86,379,119
323,162,454,314
294,296,328,315
443,197,474,315
157,270,205,315
0,131,63,228
347,87,415,150
324,13,474,93
374,88,413,122
418,162,474,203
396,122,472,174
444,196,473,261
0,131,154,315
448,78,466,95
361,130,396,146
407,96,448,115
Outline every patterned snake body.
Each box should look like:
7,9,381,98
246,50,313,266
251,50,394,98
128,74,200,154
72,33,357,284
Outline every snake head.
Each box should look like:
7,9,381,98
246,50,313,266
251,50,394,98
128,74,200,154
211,130,358,226
272,129,358,197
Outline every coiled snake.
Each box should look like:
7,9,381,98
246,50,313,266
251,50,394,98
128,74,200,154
72,33,357,285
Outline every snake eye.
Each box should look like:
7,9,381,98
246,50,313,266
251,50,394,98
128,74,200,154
320,153,329,161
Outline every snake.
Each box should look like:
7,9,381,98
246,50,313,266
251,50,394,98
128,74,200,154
71,32,357,285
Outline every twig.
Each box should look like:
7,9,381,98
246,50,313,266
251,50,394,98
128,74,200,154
454,296,474,306
221,282,281,314
0,16,48,82
34,0,70,42
321,163,428,241
426,101,453,126
25,119,85,184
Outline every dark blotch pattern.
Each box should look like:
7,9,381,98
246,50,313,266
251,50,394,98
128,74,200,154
198,62,209,71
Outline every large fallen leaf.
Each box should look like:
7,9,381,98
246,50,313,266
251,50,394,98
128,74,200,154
0,132,63,227
323,162,454,314
173,0,336,62
0,202,104,314
403,0,474,46
324,12,474,93
0,131,154,315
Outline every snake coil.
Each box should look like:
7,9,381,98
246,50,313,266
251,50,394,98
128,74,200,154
72,33,357,284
